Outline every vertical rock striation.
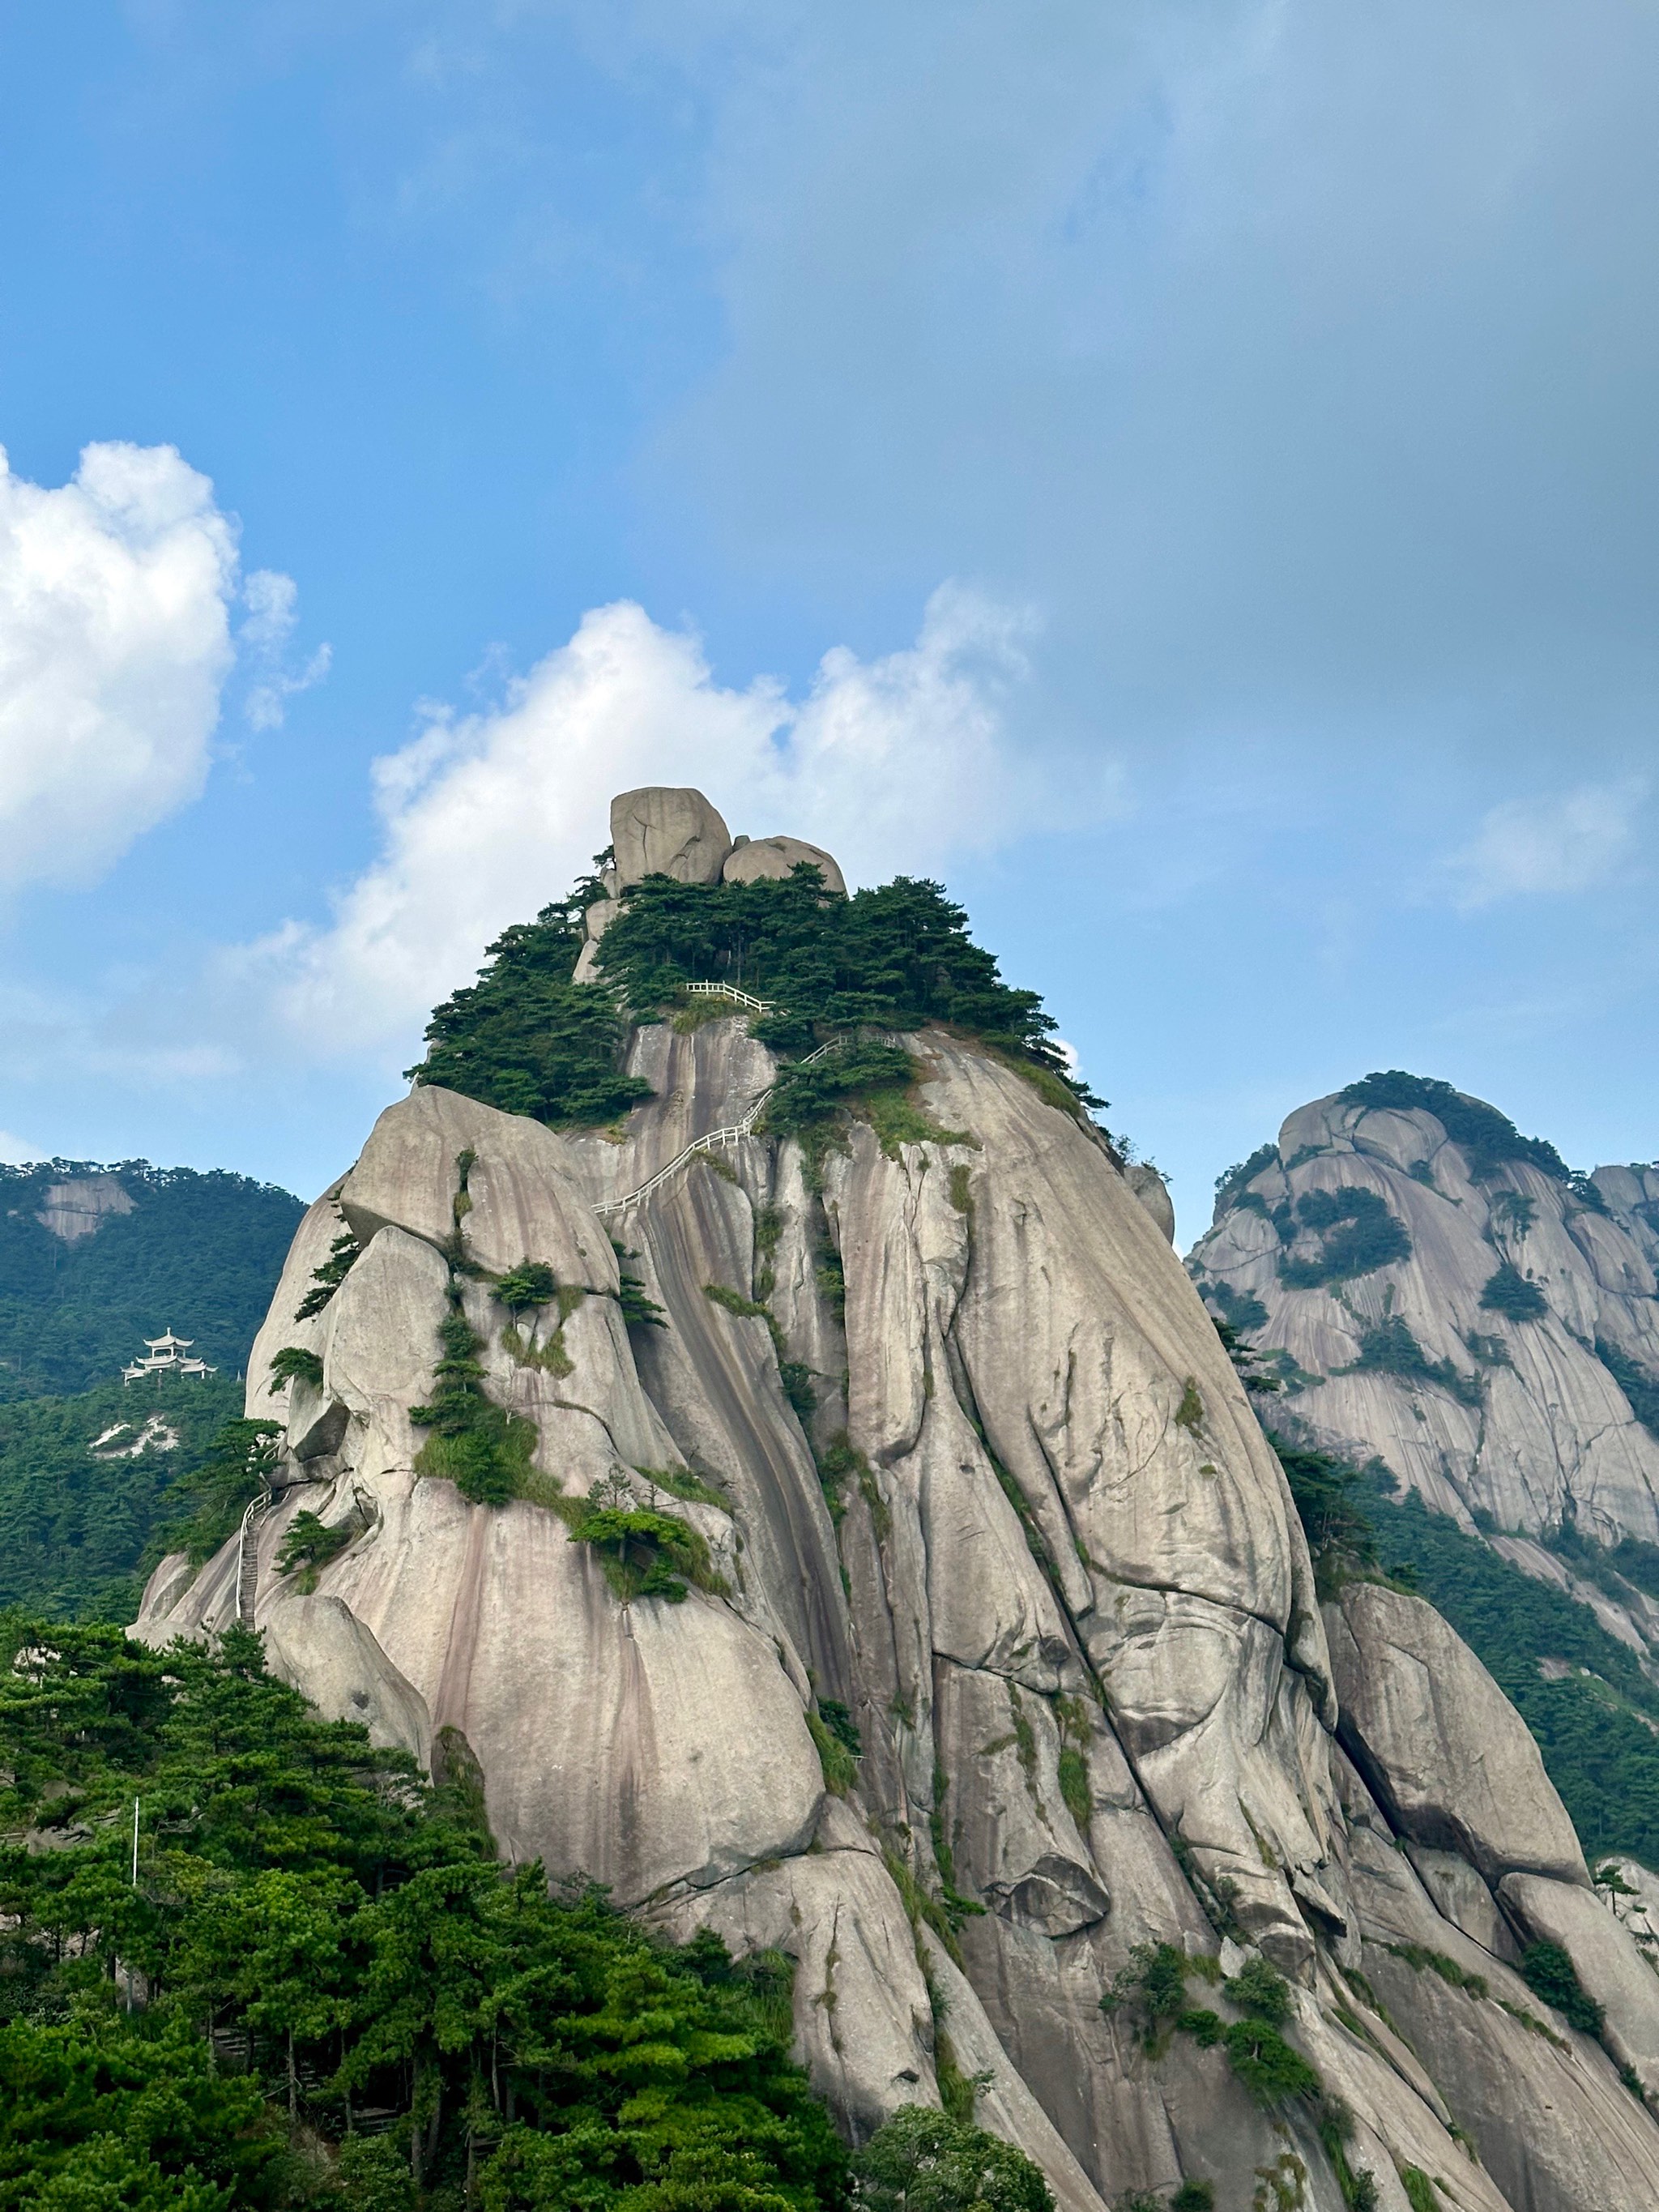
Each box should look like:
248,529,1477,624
136,825,1659,2210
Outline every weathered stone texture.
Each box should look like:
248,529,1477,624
137,1008,1659,2207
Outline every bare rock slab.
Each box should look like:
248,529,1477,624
1326,1581,1587,1885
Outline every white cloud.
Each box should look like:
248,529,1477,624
1448,779,1646,910
0,442,243,893
233,583,1060,1056
0,1130,44,1164
240,568,331,731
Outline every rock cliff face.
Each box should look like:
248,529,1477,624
1190,1086,1659,1659
135,816,1659,2210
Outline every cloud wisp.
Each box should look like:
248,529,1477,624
1447,779,1648,911
239,569,332,732
230,583,1055,1059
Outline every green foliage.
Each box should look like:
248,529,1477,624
410,902,651,1128
851,2105,1054,2212
1363,1474,1659,1861
1342,1316,1482,1408
1596,1337,1659,1444
1545,1505,1659,1607
492,1261,558,1313
597,868,1078,1083
0,2011,284,2207
817,1698,862,1758
1397,2169,1436,2212
274,1511,353,1586
862,1084,975,1160
1265,1432,1384,1589
0,1159,304,1404
411,1309,536,1507
808,1700,860,1796
927,1766,984,1932
1337,1073,1569,1182
1567,1169,1610,1215
0,1619,845,2210
1478,1262,1546,1322
409,859,1101,1140
1057,1748,1091,1831
0,1372,243,1621
1519,1941,1606,2035
762,1043,920,1141
1316,2096,1378,2212
268,1346,324,1392
1213,1144,1278,1217
1224,1958,1291,2026
1223,2018,1320,2106
294,1231,360,1322
616,1270,667,1329
1279,1189,1410,1290
807,1709,859,1796
1210,1316,1285,1397
635,1462,728,1509
1101,1937,1322,2108
1490,1189,1537,1235
816,1433,877,1529
164,1419,283,1563
566,1492,723,1603
1174,1380,1204,1434
1171,2187,1215,2212
1463,1330,1512,1369
1204,1279,1269,1334
1099,1943,1200,2048
881,1844,970,1968
1382,1943,1487,1999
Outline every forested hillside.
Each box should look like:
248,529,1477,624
0,1618,1042,2210
0,1159,304,1401
0,1372,243,1622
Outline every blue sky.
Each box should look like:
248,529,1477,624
1,1,1656,1244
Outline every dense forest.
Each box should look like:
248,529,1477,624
0,1373,243,1622
0,1618,1051,2211
410,865,1103,1132
0,1161,304,1401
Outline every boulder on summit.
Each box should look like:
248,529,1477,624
610,784,732,886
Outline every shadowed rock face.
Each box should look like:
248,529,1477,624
137,1024,1659,2209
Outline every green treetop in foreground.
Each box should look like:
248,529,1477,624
0,1614,1051,2211
410,864,1102,1130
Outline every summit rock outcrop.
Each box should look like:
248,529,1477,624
136,803,1659,2210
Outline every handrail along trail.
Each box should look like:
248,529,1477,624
595,984,838,1216
236,1487,271,1628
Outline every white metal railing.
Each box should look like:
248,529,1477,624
683,980,770,1013
595,1040,839,1216
235,1488,271,1628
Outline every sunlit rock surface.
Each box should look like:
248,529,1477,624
136,1012,1659,2207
